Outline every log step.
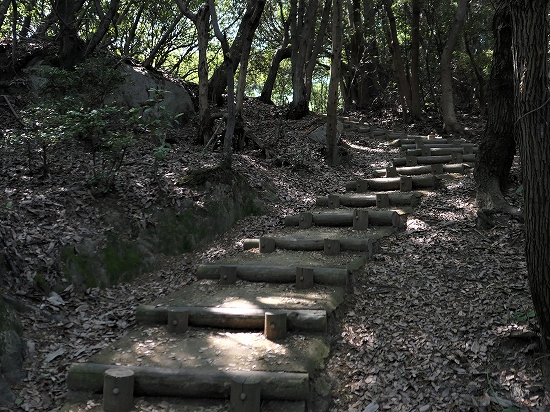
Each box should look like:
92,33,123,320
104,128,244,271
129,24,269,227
393,154,476,167
345,175,440,192
196,263,349,285
284,210,406,228
316,192,420,207
401,142,477,150
244,237,380,256
67,363,309,401
373,164,466,177
135,305,327,332
393,136,448,146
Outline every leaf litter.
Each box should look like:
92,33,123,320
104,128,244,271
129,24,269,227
0,100,547,411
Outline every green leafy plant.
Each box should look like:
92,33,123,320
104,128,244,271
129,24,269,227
513,309,536,323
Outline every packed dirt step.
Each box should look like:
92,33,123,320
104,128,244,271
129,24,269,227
64,204,391,411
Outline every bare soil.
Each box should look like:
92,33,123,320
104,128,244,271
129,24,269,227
1,98,547,411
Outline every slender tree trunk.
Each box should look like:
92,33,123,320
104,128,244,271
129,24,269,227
440,0,468,134
54,0,82,69
474,0,520,217
305,0,330,103
326,0,342,166
85,0,121,56
175,0,212,145
384,0,411,119
464,32,486,116
259,47,291,104
288,0,318,119
123,4,145,56
510,0,550,353
410,0,423,119
208,0,265,105
142,11,184,68
209,0,234,169
0,0,10,29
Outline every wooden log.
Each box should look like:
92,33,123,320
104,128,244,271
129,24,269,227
67,363,309,401
397,137,449,146
260,237,276,253
195,264,348,286
400,176,413,192
376,193,390,208
285,210,403,227
103,369,134,412
231,376,261,412
374,163,465,176
406,147,465,156
345,175,439,191
135,305,327,332
393,154,476,166
402,142,477,150
298,212,313,229
352,209,369,230
386,166,398,177
316,193,419,208
327,194,340,209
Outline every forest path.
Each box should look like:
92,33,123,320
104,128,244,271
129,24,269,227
62,119,481,412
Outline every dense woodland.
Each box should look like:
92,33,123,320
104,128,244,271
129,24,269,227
0,0,550,409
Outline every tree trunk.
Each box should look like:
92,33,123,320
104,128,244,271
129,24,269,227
259,47,291,104
123,3,144,56
326,0,342,166
304,0,331,103
208,0,265,105
142,11,184,68
474,1,519,216
209,0,234,169
384,0,411,119
464,32,486,116
510,0,550,353
54,0,82,69
440,0,468,134
409,0,423,119
0,0,10,29
85,0,121,56
288,0,318,119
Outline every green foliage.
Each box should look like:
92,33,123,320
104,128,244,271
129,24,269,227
513,309,536,323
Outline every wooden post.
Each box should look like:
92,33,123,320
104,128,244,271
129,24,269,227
400,176,413,192
430,164,444,174
406,155,418,166
220,265,237,285
420,145,431,156
103,369,134,412
259,237,276,253
298,212,313,229
376,193,390,208
356,179,369,193
167,308,189,333
327,194,340,209
451,152,464,163
264,312,287,340
295,267,314,289
352,209,368,230
385,166,397,177
230,376,261,412
324,239,340,256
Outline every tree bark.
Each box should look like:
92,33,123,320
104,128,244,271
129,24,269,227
440,0,468,134
304,0,331,103
142,11,184,68
209,0,234,169
0,0,10,29
409,0,423,119
510,0,550,353
122,3,144,56
287,0,318,119
208,0,265,105
85,0,121,56
53,0,83,69
326,0,342,166
464,32,486,116
384,0,411,119
474,1,520,217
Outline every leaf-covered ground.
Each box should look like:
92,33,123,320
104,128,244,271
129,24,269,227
0,98,547,411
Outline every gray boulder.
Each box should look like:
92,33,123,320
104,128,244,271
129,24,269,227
108,63,195,121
